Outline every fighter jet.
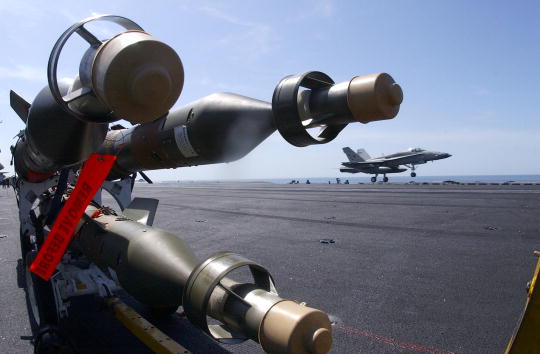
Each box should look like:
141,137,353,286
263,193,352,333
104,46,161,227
340,147,451,182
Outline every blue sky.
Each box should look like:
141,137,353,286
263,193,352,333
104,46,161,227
1,1,539,180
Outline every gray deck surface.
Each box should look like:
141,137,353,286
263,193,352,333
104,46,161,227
1,182,539,353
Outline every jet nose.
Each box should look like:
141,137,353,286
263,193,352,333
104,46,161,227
441,153,451,159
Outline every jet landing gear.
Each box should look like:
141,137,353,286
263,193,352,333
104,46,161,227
410,165,417,177
371,175,389,183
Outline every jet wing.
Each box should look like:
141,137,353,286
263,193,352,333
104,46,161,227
344,152,424,167
342,162,378,167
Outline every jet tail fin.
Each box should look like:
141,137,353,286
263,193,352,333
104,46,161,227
343,147,365,162
356,148,371,161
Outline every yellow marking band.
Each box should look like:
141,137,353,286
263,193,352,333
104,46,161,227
505,251,540,354
106,298,190,354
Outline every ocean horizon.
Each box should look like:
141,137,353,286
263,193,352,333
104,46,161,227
156,174,540,184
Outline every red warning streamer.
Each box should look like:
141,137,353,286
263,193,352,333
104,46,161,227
30,154,116,281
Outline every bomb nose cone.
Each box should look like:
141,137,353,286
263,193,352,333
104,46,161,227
259,300,333,354
93,31,184,123
130,65,172,107
388,82,403,105
347,73,402,124
310,328,332,354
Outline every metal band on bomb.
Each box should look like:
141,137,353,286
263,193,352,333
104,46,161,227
272,71,346,147
183,251,278,342
47,15,142,122
14,15,185,181
182,251,333,353
272,71,403,147
47,14,184,124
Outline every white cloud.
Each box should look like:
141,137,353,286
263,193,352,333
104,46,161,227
199,5,249,26
0,2,43,21
314,0,335,18
198,5,278,58
59,9,81,24
471,86,491,96
0,65,44,82
288,0,336,22
195,75,251,93
0,2,47,43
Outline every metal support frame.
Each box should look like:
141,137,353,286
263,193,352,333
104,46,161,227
17,174,62,247
107,298,190,354
14,172,192,353
183,251,278,342
101,177,135,210
14,173,136,320
51,257,119,319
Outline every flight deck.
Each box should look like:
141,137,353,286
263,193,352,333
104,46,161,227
1,182,539,353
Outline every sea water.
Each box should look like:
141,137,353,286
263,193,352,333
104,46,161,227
263,175,540,184
159,175,540,184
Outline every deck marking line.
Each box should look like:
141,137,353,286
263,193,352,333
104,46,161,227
335,324,456,354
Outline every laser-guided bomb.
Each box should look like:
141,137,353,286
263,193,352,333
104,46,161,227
9,15,403,353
